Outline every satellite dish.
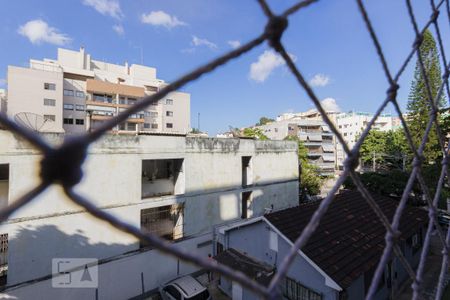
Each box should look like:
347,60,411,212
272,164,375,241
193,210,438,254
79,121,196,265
14,112,55,132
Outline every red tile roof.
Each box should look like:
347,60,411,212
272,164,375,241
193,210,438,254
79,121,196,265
265,190,428,288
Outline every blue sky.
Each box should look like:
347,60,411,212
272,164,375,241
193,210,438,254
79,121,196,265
0,0,448,135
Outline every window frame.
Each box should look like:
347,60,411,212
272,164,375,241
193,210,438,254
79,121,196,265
44,83,56,90
75,91,85,98
63,118,74,125
44,115,56,122
63,104,74,110
63,89,74,97
43,98,56,106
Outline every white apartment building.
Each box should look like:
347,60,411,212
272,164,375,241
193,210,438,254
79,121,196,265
0,130,298,299
3,48,190,134
335,112,401,168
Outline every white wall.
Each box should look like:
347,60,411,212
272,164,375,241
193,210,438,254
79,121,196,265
0,132,298,299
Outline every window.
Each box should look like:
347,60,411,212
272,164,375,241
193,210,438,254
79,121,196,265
140,204,184,244
410,229,423,254
163,285,182,300
241,191,252,219
93,94,113,103
0,164,9,210
242,156,253,187
63,89,74,96
144,111,158,118
166,99,173,105
44,83,56,90
63,118,73,125
76,119,84,125
76,104,85,111
119,97,126,104
127,98,137,105
142,159,184,198
44,115,55,121
43,98,56,106
166,111,173,117
166,123,173,129
63,104,74,110
282,277,322,300
0,233,7,286
127,123,136,131
75,91,85,98
143,123,150,129
146,85,158,92
151,123,158,129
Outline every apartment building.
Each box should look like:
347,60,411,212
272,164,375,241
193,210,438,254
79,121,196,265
4,48,190,134
258,111,337,176
335,112,401,168
0,130,298,299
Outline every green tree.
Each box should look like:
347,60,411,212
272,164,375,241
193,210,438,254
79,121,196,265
242,127,268,140
284,135,323,196
359,130,388,165
407,29,445,163
255,117,275,126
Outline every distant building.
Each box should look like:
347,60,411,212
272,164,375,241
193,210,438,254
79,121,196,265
257,110,339,176
214,190,427,300
336,112,400,168
4,47,190,134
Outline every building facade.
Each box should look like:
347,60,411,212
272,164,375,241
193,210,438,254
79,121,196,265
4,48,190,134
335,112,401,168
0,131,298,299
258,111,338,176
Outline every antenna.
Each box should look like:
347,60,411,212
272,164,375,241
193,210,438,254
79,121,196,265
14,112,55,132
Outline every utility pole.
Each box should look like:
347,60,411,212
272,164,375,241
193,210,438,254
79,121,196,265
198,112,200,132
373,152,376,172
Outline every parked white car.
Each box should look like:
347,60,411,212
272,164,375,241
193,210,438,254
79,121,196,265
160,275,211,300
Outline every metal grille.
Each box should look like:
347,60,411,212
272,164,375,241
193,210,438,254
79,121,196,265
0,233,8,276
0,0,450,299
140,204,184,241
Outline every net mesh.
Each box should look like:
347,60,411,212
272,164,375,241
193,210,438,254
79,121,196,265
1,0,450,299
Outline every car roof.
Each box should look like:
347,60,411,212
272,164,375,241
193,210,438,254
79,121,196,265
169,276,206,297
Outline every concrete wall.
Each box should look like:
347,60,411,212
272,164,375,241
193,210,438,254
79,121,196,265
0,132,298,299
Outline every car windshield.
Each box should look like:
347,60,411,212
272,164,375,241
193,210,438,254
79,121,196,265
185,289,210,300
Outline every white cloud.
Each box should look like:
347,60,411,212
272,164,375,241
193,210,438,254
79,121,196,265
141,11,186,29
227,40,241,49
320,97,340,112
192,35,217,50
18,19,71,45
249,50,286,82
82,0,123,19
112,24,124,35
309,73,330,87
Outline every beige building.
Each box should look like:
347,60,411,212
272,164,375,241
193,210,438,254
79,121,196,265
3,48,190,134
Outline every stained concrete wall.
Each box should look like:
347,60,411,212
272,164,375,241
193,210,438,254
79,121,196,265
0,131,298,299
7,66,64,133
